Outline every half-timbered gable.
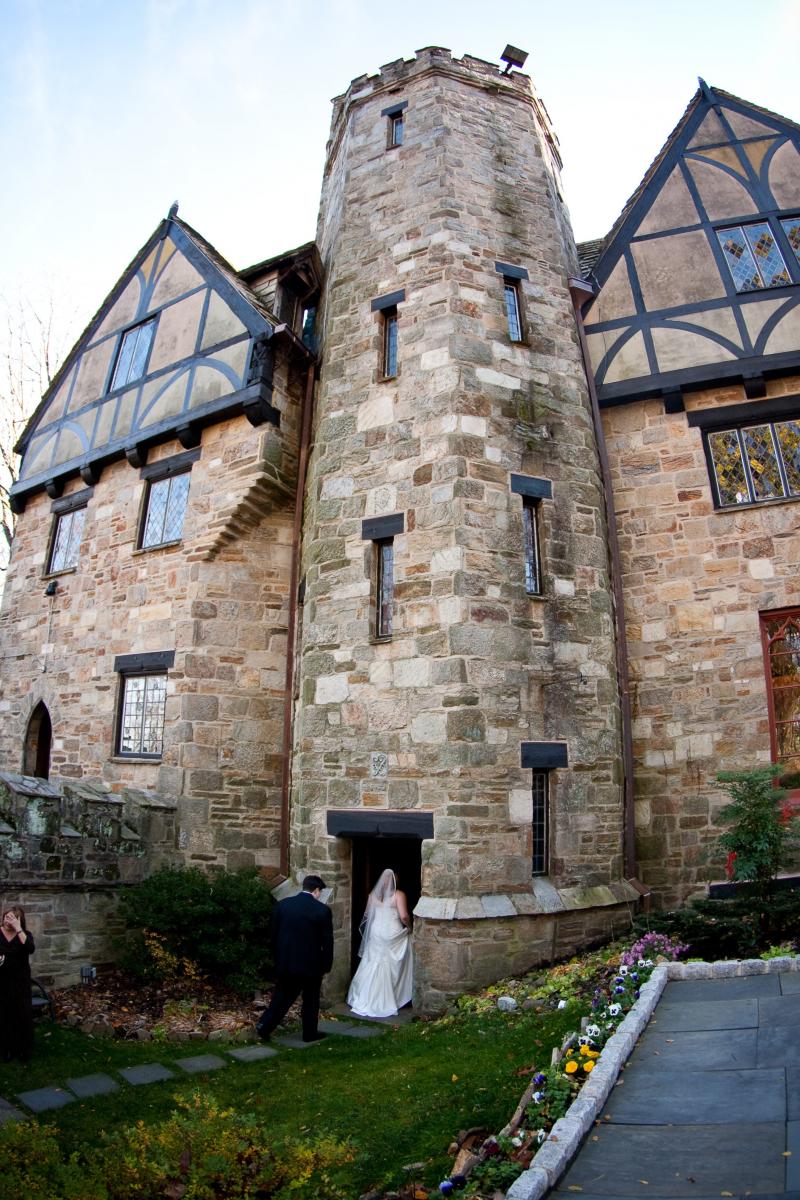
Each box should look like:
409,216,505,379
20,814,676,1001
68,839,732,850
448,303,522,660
583,84,800,407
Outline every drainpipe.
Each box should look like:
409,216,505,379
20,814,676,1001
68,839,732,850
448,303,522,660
569,278,642,889
278,360,317,878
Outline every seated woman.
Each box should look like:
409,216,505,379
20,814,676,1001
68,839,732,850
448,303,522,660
0,904,36,1063
347,869,412,1019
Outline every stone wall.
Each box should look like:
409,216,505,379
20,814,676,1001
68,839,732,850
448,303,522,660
0,772,178,985
293,48,628,1002
603,374,800,904
0,349,304,870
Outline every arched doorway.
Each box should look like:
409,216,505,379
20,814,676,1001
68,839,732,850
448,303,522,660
24,702,52,779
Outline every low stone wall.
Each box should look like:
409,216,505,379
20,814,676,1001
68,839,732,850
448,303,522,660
0,772,178,986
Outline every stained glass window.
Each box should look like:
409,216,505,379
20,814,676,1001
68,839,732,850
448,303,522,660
781,218,800,266
141,472,191,548
504,281,523,342
48,507,86,573
717,222,791,292
111,318,156,390
760,610,800,776
707,419,800,508
531,771,549,876
118,673,168,757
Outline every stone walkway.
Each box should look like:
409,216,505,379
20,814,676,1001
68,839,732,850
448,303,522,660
0,1012,391,1125
549,970,800,1199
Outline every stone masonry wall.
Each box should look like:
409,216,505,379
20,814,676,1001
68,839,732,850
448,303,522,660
294,48,627,1002
603,374,800,905
0,348,304,871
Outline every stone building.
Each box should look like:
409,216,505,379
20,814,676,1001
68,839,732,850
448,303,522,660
1,48,798,1002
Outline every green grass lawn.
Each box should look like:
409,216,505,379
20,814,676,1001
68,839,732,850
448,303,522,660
1,1007,576,1195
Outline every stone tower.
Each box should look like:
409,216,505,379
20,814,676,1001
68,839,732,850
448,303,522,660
292,48,634,1011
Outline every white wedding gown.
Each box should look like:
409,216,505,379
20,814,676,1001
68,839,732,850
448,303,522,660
347,899,413,1018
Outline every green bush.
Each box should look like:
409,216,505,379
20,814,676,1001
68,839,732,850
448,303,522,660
117,865,276,994
715,765,800,901
633,889,800,960
0,1095,354,1200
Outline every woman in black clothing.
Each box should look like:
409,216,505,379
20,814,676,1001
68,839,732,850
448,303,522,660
0,905,35,1062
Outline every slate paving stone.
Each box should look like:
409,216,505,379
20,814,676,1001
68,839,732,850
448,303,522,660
758,991,800,1026
66,1072,120,1099
649,997,757,1031
779,971,800,994
332,1025,384,1038
118,1063,175,1085
603,1066,785,1125
662,974,780,1001
228,1045,279,1062
175,1054,228,1074
556,1121,785,1196
273,1035,331,1049
788,1120,800,1192
788,1067,800,1119
16,1086,75,1113
317,1019,355,1034
0,1096,25,1124
758,1024,800,1068
631,1025,757,1071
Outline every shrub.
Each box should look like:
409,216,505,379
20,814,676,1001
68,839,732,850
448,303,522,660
633,889,800,959
0,1121,105,1200
715,765,800,901
117,865,276,994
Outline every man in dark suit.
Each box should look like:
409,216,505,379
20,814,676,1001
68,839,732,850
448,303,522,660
256,875,334,1043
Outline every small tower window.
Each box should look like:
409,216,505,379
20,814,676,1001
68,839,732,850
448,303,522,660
522,499,542,596
375,539,394,638
382,100,407,150
504,281,523,342
531,771,549,876
383,309,398,379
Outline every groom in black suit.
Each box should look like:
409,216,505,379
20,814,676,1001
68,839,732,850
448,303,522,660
256,875,334,1043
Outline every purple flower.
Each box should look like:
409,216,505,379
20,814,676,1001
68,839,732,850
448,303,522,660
439,1183,454,1195
614,985,625,994
534,1072,546,1085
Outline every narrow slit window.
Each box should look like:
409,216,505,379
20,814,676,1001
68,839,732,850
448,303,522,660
375,538,394,638
383,308,398,379
523,499,542,595
531,771,549,876
111,317,156,390
504,280,523,342
389,111,404,147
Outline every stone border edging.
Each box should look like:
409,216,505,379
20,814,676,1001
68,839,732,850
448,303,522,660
505,955,800,1200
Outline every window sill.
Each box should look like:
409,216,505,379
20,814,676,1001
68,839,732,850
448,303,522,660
132,540,182,556
42,567,78,581
110,755,162,764
369,635,393,645
713,493,800,514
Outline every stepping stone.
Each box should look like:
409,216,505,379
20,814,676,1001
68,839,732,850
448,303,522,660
333,1025,384,1038
318,1019,355,1034
16,1086,74,1113
273,1034,331,1048
175,1054,228,1074
228,1045,279,1062
0,1097,25,1124
118,1063,175,1085
632,1026,757,1071
604,1066,785,1125
652,997,757,1031
556,1121,785,1196
662,974,779,1001
66,1073,119,1099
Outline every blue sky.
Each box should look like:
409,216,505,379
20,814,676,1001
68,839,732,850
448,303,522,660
2,0,799,343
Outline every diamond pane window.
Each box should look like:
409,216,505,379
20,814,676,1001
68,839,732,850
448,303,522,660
708,419,800,508
111,318,156,390
760,610,800,778
781,218,800,266
717,223,790,292
48,508,86,573
141,472,191,548
119,673,167,757
531,771,549,876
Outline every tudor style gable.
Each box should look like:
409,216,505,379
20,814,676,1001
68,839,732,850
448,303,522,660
583,84,800,407
12,216,284,509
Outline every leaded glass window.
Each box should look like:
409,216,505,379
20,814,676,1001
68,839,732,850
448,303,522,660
383,310,398,379
118,673,168,757
375,539,394,638
532,771,549,876
717,223,790,293
48,508,86,573
523,499,542,595
504,281,523,342
141,472,191,548
111,318,156,390
707,419,800,508
760,610,800,775
781,218,800,267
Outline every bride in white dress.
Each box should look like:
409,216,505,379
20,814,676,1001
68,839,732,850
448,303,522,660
347,868,413,1018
